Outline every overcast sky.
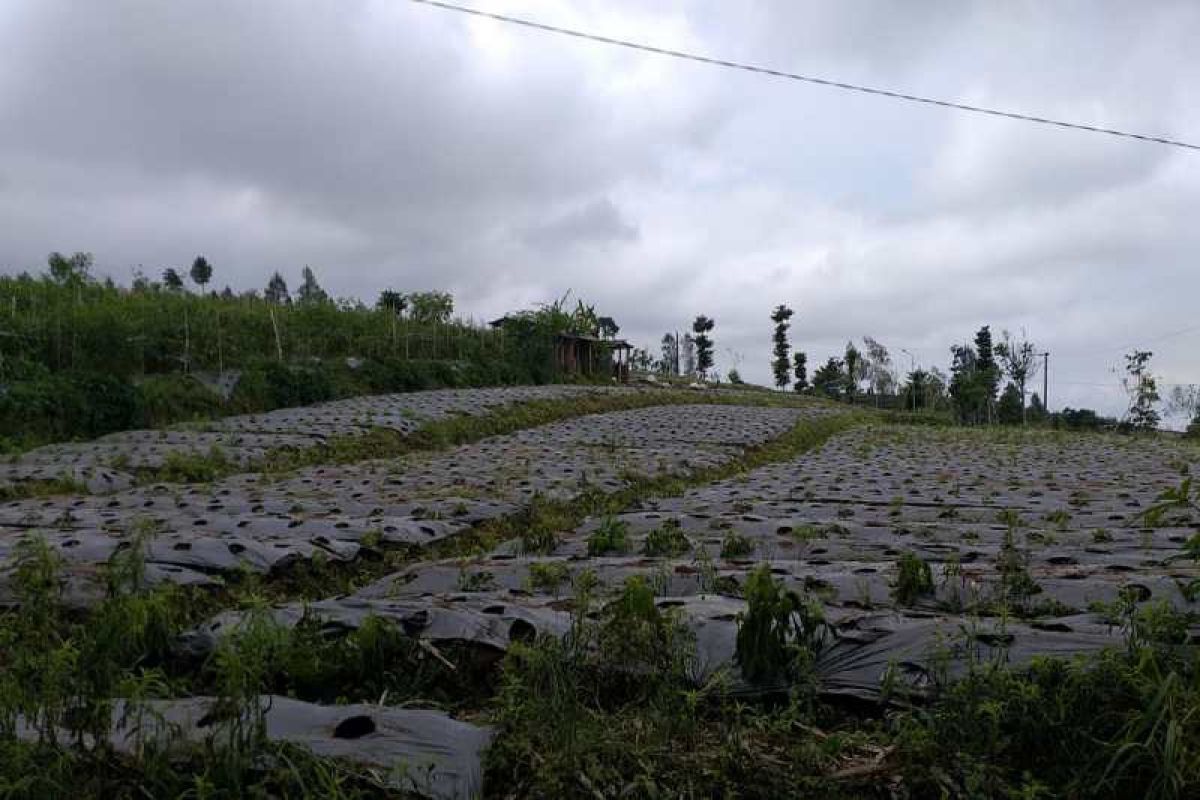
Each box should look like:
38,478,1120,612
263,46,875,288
2,0,1198,418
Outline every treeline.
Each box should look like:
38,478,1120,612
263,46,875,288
755,307,1174,433
0,253,603,449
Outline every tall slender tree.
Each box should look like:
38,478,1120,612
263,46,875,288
843,341,861,400
974,325,1000,423
770,305,793,389
692,315,715,378
1123,350,1160,431
660,333,678,376
793,351,808,392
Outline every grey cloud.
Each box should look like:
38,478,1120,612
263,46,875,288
519,198,638,250
1,0,1198,420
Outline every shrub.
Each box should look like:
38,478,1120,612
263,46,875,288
893,551,935,606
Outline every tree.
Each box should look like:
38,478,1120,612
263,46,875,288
901,369,928,411
1027,392,1048,424
189,255,213,291
598,316,620,339
1168,385,1200,435
997,383,1024,425
47,251,93,285
681,334,696,376
973,325,1000,423
692,316,715,378
264,272,291,305
630,347,655,372
727,368,744,385
377,289,407,316
843,342,861,400
296,266,329,305
861,336,895,397
1123,350,1160,431
949,343,985,424
995,330,1039,424
659,333,679,376
770,305,793,389
162,268,184,291
793,351,808,393
813,357,844,399
408,291,454,324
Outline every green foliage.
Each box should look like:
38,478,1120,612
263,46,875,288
692,315,715,378
587,516,629,556
188,255,212,289
156,445,233,483
895,631,1200,799
997,382,1024,424
770,304,793,389
642,518,691,557
735,565,829,685
893,551,935,606
527,561,571,595
793,350,808,392
813,357,845,398
719,532,755,559
1124,350,1161,431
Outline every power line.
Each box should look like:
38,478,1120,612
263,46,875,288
407,0,1200,152
1073,322,1200,359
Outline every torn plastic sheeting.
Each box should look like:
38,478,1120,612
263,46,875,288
16,695,491,800
812,613,1121,701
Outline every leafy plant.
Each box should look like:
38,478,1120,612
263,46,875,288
735,565,829,685
642,518,691,557
893,551,935,606
587,516,629,556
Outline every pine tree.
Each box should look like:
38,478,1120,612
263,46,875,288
793,351,808,392
770,305,793,389
296,266,329,305
692,316,715,378
974,325,1000,423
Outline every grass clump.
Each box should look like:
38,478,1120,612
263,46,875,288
641,518,691,557
892,551,935,606
720,532,756,559
526,561,571,595
587,516,629,556
735,565,830,686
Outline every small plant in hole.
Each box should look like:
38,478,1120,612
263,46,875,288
527,561,571,596
642,518,691,557
720,532,755,559
587,516,629,556
457,566,497,592
893,551,935,606
735,564,829,686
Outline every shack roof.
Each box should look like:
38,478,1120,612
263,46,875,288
555,332,631,349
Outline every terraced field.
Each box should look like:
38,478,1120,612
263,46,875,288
2,389,1198,798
